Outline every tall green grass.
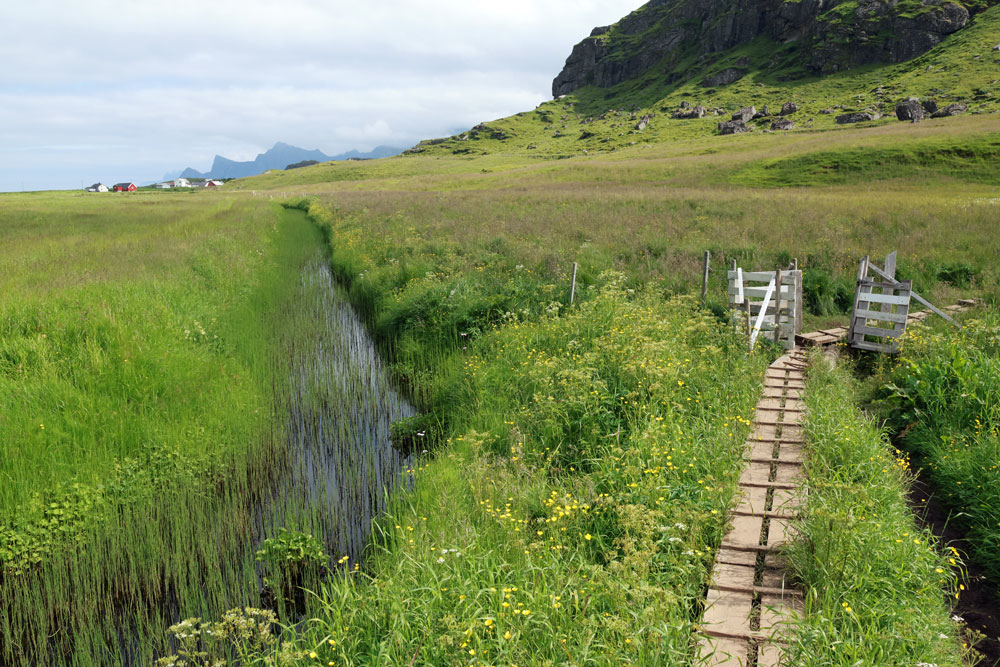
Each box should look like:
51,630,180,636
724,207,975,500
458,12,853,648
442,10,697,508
0,195,417,664
260,281,768,665
877,312,1000,582
786,354,966,665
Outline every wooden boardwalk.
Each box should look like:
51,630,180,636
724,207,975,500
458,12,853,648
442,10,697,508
698,349,807,666
699,297,978,664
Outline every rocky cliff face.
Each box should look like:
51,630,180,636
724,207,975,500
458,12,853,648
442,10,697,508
552,0,985,97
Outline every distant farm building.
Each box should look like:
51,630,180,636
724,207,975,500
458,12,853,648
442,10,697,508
204,180,224,188
85,183,108,193
174,178,192,188
112,182,137,192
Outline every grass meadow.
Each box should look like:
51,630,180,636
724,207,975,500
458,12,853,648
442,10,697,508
1,99,997,665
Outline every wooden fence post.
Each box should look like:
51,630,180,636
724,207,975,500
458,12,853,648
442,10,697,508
701,251,711,307
774,269,782,345
570,262,578,306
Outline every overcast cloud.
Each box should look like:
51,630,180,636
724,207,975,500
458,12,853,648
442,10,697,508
0,0,641,191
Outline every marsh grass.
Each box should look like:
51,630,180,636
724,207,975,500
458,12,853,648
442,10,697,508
0,197,415,664
787,354,966,665
875,312,1000,582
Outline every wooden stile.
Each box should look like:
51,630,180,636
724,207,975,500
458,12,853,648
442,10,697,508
729,268,802,351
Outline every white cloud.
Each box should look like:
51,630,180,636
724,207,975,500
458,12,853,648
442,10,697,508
0,0,642,190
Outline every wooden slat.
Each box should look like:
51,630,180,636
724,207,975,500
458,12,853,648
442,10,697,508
853,339,898,353
854,324,905,339
855,308,909,324
858,291,911,306
729,270,797,281
749,279,776,350
729,286,796,298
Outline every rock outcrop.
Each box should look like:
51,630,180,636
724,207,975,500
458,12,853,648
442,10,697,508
836,111,881,124
931,102,968,117
896,99,926,122
718,119,749,134
552,0,987,97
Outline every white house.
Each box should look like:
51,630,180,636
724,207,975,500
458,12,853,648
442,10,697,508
155,182,173,189
173,178,192,188
85,183,109,193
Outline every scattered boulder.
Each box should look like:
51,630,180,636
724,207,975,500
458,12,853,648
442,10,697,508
994,45,1000,51
922,99,939,115
836,111,880,124
819,108,835,115
895,99,925,122
780,102,798,116
771,119,795,131
673,105,707,119
579,130,596,140
718,119,749,135
703,68,748,87
635,115,651,131
732,106,756,122
680,100,691,109
931,103,967,118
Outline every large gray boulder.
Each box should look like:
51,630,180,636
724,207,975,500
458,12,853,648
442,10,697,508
836,111,881,124
896,99,925,122
718,119,749,135
932,102,968,117
922,99,939,114
732,106,756,122
780,102,798,116
771,119,796,131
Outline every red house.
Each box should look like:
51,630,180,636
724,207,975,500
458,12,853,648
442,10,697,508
112,182,137,192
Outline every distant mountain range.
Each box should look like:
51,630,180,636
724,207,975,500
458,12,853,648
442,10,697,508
178,142,401,180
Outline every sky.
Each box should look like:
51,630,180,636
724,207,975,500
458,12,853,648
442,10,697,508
0,0,642,191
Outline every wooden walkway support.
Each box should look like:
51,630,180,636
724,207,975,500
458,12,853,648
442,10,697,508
698,349,807,666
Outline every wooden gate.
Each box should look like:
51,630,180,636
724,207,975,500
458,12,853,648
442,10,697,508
728,268,802,351
848,250,956,353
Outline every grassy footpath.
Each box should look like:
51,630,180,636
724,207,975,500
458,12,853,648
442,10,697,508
244,201,770,665
877,312,1000,583
786,354,966,665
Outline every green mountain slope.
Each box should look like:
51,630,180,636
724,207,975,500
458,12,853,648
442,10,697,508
403,3,1000,159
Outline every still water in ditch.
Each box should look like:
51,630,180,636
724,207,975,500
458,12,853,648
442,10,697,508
0,218,417,666
267,254,415,564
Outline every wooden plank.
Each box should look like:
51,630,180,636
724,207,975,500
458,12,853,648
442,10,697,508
729,285,796,298
749,279,776,351
735,267,744,305
853,339,897,353
854,324,905,339
858,291,911,306
855,308,909,324
793,270,803,335
774,269,783,345
849,256,869,346
729,270,798,281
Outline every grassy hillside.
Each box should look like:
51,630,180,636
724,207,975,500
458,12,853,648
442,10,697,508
394,4,1000,159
